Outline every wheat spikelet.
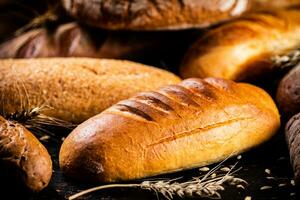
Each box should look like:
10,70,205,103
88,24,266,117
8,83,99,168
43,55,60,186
272,48,300,70
13,1,61,37
68,162,247,200
0,75,75,139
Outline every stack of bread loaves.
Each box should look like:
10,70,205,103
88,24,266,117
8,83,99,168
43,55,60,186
1,0,300,198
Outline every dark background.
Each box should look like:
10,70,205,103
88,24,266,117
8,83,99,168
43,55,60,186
0,127,296,200
0,1,297,200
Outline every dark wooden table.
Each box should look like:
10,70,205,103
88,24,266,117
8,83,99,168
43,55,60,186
1,127,295,200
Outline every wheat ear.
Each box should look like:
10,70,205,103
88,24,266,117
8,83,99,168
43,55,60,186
68,162,246,200
272,48,300,70
14,3,60,36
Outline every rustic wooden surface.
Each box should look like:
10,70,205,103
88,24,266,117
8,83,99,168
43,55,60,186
0,127,296,200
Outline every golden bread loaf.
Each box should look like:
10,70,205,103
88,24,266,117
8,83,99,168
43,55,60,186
0,58,181,124
59,78,280,183
181,8,300,81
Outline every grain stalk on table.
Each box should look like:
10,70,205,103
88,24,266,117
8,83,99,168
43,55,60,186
272,48,300,70
13,2,60,37
0,79,75,138
68,162,247,200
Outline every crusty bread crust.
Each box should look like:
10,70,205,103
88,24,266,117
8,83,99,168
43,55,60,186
59,78,280,183
0,116,52,192
0,22,185,59
277,64,300,117
62,0,250,30
285,113,300,189
180,8,300,81
0,58,180,124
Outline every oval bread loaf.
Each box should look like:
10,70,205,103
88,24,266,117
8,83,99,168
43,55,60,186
62,0,251,30
285,113,300,190
0,115,52,192
180,8,300,81
0,58,181,124
59,78,280,183
0,22,196,60
277,63,300,117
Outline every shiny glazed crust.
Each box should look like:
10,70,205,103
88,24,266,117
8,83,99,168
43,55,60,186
59,78,280,183
180,8,300,81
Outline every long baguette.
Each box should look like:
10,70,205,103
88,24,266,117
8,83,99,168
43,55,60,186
59,78,280,183
0,58,180,124
180,8,300,81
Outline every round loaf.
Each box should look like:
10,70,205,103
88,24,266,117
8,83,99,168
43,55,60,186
59,78,280,183
277,63,300,117
0,58,180,124
0,116,52,192
180,8,300,81
62,0,251,30
285,113,300,190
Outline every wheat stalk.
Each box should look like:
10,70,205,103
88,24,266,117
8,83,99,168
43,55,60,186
68,162,247,200
1,105,75,139
272,48,300,70
0,67,76,139
13,2,60,37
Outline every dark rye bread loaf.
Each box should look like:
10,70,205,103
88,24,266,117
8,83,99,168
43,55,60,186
59,78,280,183
62,0,251,30
277,63,300,117
0,116,52,192
285,113,300,191
0,58,180,124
